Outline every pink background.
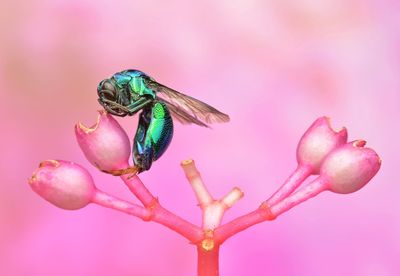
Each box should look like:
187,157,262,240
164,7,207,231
1,0,399,275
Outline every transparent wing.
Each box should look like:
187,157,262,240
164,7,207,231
157,98,209,128
146,79,230,126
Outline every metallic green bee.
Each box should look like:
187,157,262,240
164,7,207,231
97,69,229,174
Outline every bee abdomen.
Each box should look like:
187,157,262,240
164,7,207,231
132,102,173,171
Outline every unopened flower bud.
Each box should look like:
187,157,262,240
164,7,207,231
29,160,96,210
320,140,381,194
75,110,130,171
297,117,347,174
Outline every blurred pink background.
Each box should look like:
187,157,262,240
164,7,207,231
1,0,399,275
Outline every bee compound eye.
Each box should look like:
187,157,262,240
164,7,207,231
98,80,117,101
101,90,117,102
102,80,115,91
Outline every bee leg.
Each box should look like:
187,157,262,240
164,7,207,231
125,97,153,115
101,166,139,176
100,99,131,113
132,108,155,172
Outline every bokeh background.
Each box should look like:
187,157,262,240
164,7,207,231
0,0,399,275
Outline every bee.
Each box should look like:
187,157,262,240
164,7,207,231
97,69,229,174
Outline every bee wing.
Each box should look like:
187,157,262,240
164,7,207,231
157,98,209,128
146,79,230,125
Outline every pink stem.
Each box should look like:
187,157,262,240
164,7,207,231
181,159,213,207
270,177,328,217
91,190,151,220
266,164,312,206
151,204,204,243
197,245,220,276
120,174,155,207
213,204,275,244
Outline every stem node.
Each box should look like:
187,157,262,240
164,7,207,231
259,202,276,220
201,238,215,251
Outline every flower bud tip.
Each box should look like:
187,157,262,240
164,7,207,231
352,140,366,147
325,116,345,133
77,122,95,134
39,159,60,168
28,175,36,185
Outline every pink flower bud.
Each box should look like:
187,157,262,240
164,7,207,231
29,160,96,210
320,140,381,194
297,117,347,174
75,110,130,171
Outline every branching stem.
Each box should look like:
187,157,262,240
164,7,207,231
92,189,203,242
214,203,275,244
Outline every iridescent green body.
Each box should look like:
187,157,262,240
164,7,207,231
97,69,229,173
112,70,156,100
133,102,173,171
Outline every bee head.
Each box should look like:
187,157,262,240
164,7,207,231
97,79,131,116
